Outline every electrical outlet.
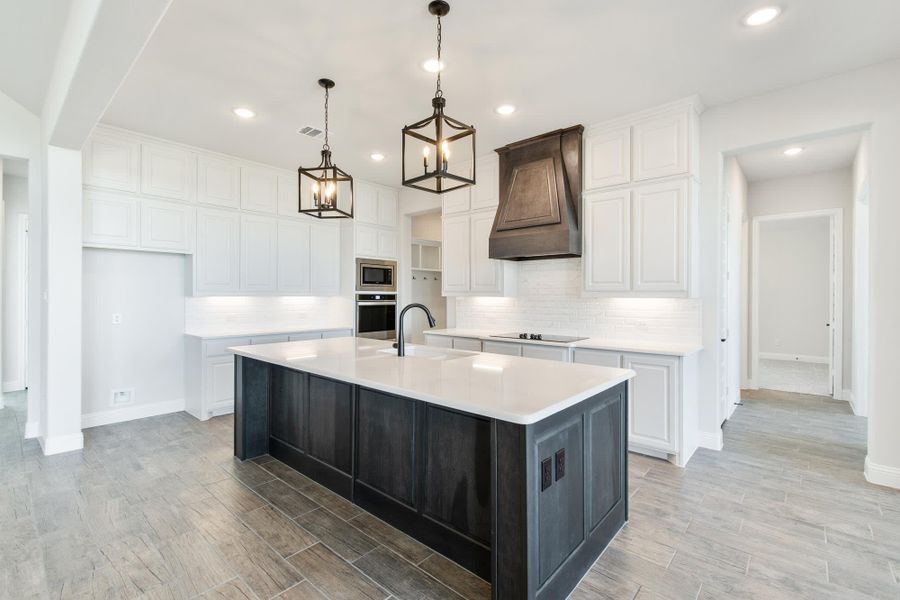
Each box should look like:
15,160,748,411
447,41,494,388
112,313,123,325
541,458,553,491
111,388,134,406
555,448,566,480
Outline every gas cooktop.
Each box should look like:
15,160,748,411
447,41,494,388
490,332,589,343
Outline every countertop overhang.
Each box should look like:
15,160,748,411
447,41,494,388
229,337,634,425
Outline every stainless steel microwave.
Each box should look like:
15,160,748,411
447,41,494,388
356,258,396,292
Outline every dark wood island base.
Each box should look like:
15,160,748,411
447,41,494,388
235,356,628,600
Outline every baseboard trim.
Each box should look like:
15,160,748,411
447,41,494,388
2,380,24,393
697,430,724,451
743,379,758,390
24,421,40,439
82,398,186,429
758,352,829,364
39,432,84,455
865,456,900,490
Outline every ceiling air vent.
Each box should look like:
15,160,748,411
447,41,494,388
297,126,327,139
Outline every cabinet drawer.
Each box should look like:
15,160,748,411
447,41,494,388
204,337,251,357
321,329,352,339
289,332,322,341
425,335,453,349
481,340,522,357
522,344,570,362
452,337,482,352
573,349,622,368
251,334,289,345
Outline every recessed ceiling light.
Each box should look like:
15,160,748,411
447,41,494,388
232,107,256,119
370,152,385,162
422,58,444,73
743,6,781,27
495,104,516,116
783,146,804,156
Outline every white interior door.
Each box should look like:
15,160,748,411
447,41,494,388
719,195,730,422
828,219,836,396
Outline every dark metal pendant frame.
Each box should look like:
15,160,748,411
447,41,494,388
298,148,354,219
402,96,476,194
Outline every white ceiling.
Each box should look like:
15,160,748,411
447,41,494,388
737,131,862,182
0,0,72,114
101,0,900,186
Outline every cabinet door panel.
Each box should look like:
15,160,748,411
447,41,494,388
633,112,688,181
141,198,194,252
240,215,278,292
357,388,416,505
354,182,379,224
426,335,453,349
451,337,482,352
277,220,311,293
573,349,622,368
623,353,678,452
240,167,278,214
141,143,195,201
197,157,241,208
307,375,352,474
584,127,631,189
206,357,235,415
83,191,139,247
471,155,499,210
522,345,569,362
195,208,240,294
589,392,624,529
422,406,492,544
633,180,687,292
277,174,301,217
481,340,522,357
355,224,379,259
321,329,352,339
584,190,630,291
441,214,470,293
377,187,398,227
377,229,398,259
310,224,341,295
442,186,470,214
469,210,500,293
270,368,306,450
83,133,140,192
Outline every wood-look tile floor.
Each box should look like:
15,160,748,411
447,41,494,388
2,388,899,599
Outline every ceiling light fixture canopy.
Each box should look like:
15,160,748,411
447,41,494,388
298,78,353,219
402,0,476,194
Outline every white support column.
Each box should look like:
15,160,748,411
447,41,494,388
39,146,83,454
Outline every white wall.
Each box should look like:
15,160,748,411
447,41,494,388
852,135,870,416
411,212,442,241
455,258,701,341
82,249,185,420
757,217,830,359
746,169,853,383
2,174,28,391
184,296,354,333
699,58,900,488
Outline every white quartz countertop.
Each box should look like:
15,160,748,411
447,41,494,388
424,328,703,357
185,325,352,340
229,338,635,425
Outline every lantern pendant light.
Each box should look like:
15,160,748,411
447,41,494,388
402,0,476,194
298,78,353,218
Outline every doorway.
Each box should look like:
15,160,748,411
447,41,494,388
2,159,30,396
407,210,445,343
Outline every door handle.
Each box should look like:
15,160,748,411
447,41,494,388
826,323,831,327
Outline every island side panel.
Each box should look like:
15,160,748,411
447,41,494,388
234,356,270,460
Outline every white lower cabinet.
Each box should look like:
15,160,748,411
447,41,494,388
481,340,522,357
452,337,482,352
426,335,454,349
186,329,353,420
572,348,621,368
522,344,570,362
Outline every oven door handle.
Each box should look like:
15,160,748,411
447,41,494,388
357,301,397,307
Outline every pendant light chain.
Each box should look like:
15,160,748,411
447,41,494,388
435,15,443,98
322,85,330,152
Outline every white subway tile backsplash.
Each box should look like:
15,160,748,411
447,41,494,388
185,296,354,332
455,258,701,342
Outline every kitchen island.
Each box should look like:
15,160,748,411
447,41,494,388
231,337,634,600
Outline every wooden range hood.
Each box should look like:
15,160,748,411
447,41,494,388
489,125,583,260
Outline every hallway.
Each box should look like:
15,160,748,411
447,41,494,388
1,388,898,599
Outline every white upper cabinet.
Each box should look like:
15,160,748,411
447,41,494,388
277,173,301,218
469,210,501,293
195,208,240,294
240,215,278,292
83,132,140,192
632,112,688,182
355,225,379,259
197,157,241,208
141,198,195,253
377,229,398,259
441,214,470,294
354,182,380,224
442,186,470,214
471,155,499,210
377,187,399,227
584,127,631,190
83,190,139,247
632,180,687,292
141,143,196,201
277,220,311,293
240,167,278,214
310,224,341,295
583,189,630,292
